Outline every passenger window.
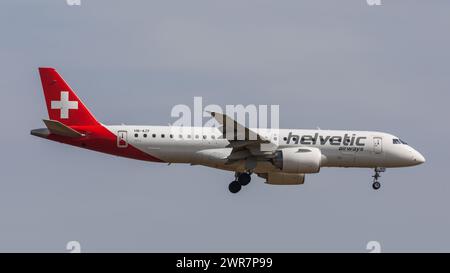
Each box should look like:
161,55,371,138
134,133,138,138
203,135,207,139
170,134,173,139
195,135,199,139
143,134,147,138
211,135,215,139
152,134,156,138
179,134,183,139
283,137,287,141
187,135,191,139
161,134,165,138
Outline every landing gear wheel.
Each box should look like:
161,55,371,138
371,167,385,190
228,181,242,193
238,173,251,186
372,181,381,190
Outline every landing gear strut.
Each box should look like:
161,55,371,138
228,172,252,193
372,167,385,190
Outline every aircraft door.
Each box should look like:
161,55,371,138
117,130,128,148
373,137,382,154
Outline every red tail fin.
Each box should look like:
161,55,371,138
38,67,99,126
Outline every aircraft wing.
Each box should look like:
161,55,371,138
209,112,278,165
209,111,269,142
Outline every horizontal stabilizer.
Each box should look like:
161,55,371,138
42,119,84,137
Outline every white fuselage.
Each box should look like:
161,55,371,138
105,125,425,174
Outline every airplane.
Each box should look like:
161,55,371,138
31,68,425,193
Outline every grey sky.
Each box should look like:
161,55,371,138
0,0,449,252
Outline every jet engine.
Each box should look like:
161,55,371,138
272,147,322,173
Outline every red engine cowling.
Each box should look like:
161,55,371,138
272,147,322,173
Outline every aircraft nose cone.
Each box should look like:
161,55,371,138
415,152,426,164
412,150,426,165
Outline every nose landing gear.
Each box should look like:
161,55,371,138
372,167,385,190
228,172,252,193
372,181,381,190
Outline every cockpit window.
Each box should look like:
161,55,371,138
393,138,408,145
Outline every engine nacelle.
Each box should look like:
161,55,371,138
265,172,305,185
272,147,322,173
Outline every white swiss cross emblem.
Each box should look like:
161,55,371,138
51,91,78,119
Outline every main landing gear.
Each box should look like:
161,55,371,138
228,172,252,194
372,167,385,190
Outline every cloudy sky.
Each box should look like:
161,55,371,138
0,0,449,252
